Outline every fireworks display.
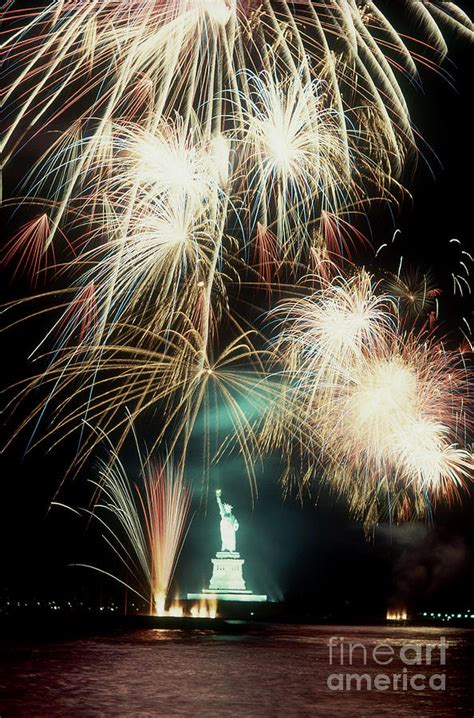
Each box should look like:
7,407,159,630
2,1,473,529
267,271,472,525
4,1,474,271
75,453,192,616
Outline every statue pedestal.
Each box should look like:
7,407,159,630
208,551,247,592
187,550,267,603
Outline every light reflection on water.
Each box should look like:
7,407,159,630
1,625,473,716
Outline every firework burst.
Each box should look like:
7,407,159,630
266,270,473,524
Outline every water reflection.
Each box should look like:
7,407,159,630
1,625,472,716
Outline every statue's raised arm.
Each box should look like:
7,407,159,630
215,489,225,518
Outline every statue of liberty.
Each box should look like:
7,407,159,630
216,489,239,552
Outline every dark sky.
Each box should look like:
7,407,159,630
1,5,473,617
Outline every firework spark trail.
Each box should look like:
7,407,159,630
375,233,474,338
2,322,278,496
87,454,192,615
139,463,192,614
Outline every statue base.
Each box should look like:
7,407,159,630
209,551,247,592
187,550,267,602
187,591,267,602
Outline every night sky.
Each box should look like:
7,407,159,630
1,4,473,618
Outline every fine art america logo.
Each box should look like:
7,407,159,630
327,636,447,692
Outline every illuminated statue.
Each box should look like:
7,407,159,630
187,488,267,602
216,489,239,552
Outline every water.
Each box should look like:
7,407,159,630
1,624,473,716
